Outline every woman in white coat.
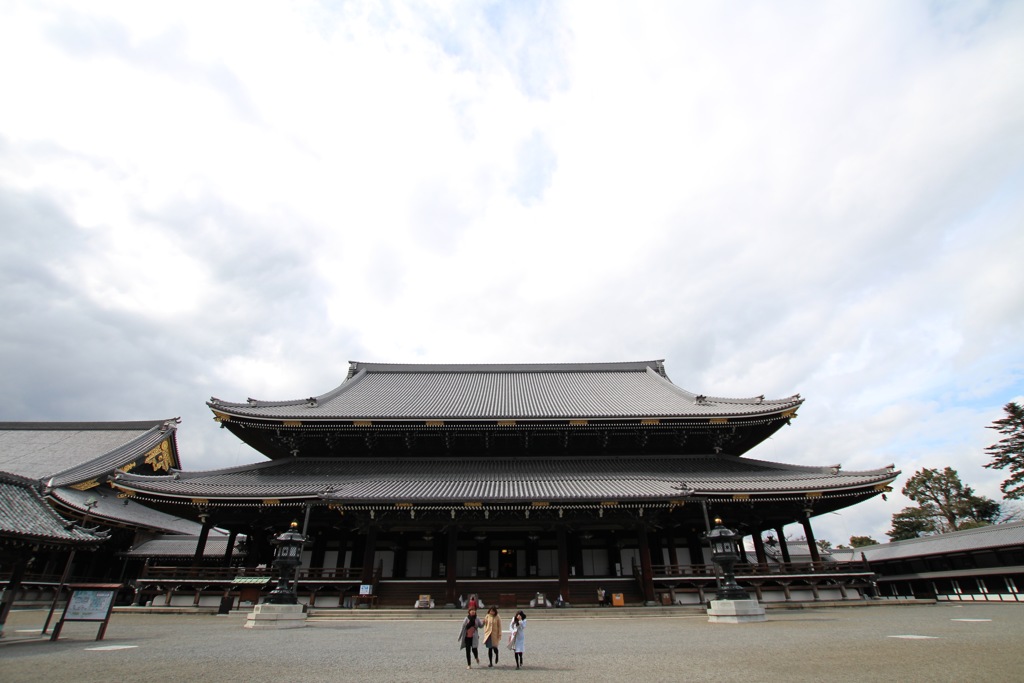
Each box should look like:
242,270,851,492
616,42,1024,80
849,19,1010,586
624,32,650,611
508,610,526,669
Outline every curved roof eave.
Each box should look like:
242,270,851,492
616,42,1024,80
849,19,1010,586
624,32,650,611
206,360,804,422
107,455,898,503
46,419,180,488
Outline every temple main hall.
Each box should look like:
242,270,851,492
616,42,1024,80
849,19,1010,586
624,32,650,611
113,360,899,607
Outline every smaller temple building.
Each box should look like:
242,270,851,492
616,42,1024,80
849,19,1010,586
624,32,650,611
833,522,1024,602
0,420,228,603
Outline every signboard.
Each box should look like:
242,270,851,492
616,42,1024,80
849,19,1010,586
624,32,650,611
65,589,116,621
359,584,373,595
50,584,121,642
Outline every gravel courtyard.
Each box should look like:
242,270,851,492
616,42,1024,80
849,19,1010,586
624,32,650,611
2,603,1022,683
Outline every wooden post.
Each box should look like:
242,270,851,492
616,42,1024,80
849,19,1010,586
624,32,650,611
223,529,239,567
753,531,767,567
802,517,821,565
637,523,656,605
445,526,458,606
775,526,792,564
359,526,378,584
192,517,212,567
557,526,570,603
666,532,680,575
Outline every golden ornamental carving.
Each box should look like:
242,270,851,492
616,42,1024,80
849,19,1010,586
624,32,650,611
70,479,100,491
119,462,136,473
144,440,175,472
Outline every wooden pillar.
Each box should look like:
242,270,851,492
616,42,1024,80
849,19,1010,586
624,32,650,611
476,534,489,578
393,535,408,579
605,534,618,578
637,523,657,605
0,553,29,635
310,532,327,570
775,526,792,564
571,532,585,580
244,523,261,567
349,528,365,572
430,532,444,579
192,517,212,566
527,534,539,577
666,532,680,575
359,526,378,583
445,526,458,605
557,526,570,602
753,531,767,567
801,517,821,564
223,529,239,567
686,532,705,571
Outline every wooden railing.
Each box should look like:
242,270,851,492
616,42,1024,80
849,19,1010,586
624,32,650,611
0,572,69,585
649,561,872,577
137,565,366,582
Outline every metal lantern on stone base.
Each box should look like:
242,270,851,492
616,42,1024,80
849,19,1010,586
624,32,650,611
265,521,305,605
706,519,750,601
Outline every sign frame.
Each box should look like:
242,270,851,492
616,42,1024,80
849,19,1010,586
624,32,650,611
50,583,121,642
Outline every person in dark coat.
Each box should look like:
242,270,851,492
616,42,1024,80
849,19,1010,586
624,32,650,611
457,607,483,669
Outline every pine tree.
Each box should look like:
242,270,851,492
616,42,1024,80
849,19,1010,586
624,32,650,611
984,402,1024,499
887,467,1000,540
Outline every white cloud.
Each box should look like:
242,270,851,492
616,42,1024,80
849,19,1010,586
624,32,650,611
1,0,1022,542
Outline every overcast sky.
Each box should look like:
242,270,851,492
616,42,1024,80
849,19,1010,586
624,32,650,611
1,1,1022,545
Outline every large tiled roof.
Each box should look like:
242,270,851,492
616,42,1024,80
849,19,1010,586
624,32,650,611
0,420,178,485
0,471,107,547
112,455,895,503
120,533,240,559
833,521,1024,563
208,360,803,421
49,485,206,535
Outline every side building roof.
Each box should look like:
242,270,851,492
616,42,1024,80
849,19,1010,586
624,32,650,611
49,485,207,535
0,472,107,550
208,360,803,422
0,420,196,534
119,533,242,560
0,420,180,486
832,521,1024,563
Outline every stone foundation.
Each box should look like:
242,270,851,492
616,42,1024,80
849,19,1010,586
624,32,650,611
243,603,307,630
706,599,767,624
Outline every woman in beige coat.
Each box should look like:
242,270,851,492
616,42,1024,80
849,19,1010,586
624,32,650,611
482,606,502,667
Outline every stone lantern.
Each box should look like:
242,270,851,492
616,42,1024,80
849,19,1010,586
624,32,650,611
705,518,766,624
706,519,750,601
266,521,305,605
244,521,308,630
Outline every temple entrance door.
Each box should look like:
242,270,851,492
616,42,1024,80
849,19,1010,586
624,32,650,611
498,549,518,578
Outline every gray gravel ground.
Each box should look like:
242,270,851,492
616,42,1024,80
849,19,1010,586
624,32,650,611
2,604,1023,683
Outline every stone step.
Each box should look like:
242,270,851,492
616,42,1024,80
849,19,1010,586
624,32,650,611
306,605,708,620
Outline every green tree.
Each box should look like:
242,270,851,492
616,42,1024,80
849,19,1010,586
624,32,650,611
984,401,1024,500
887,506,935,540
849,535,878,547
887,467,1000,540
